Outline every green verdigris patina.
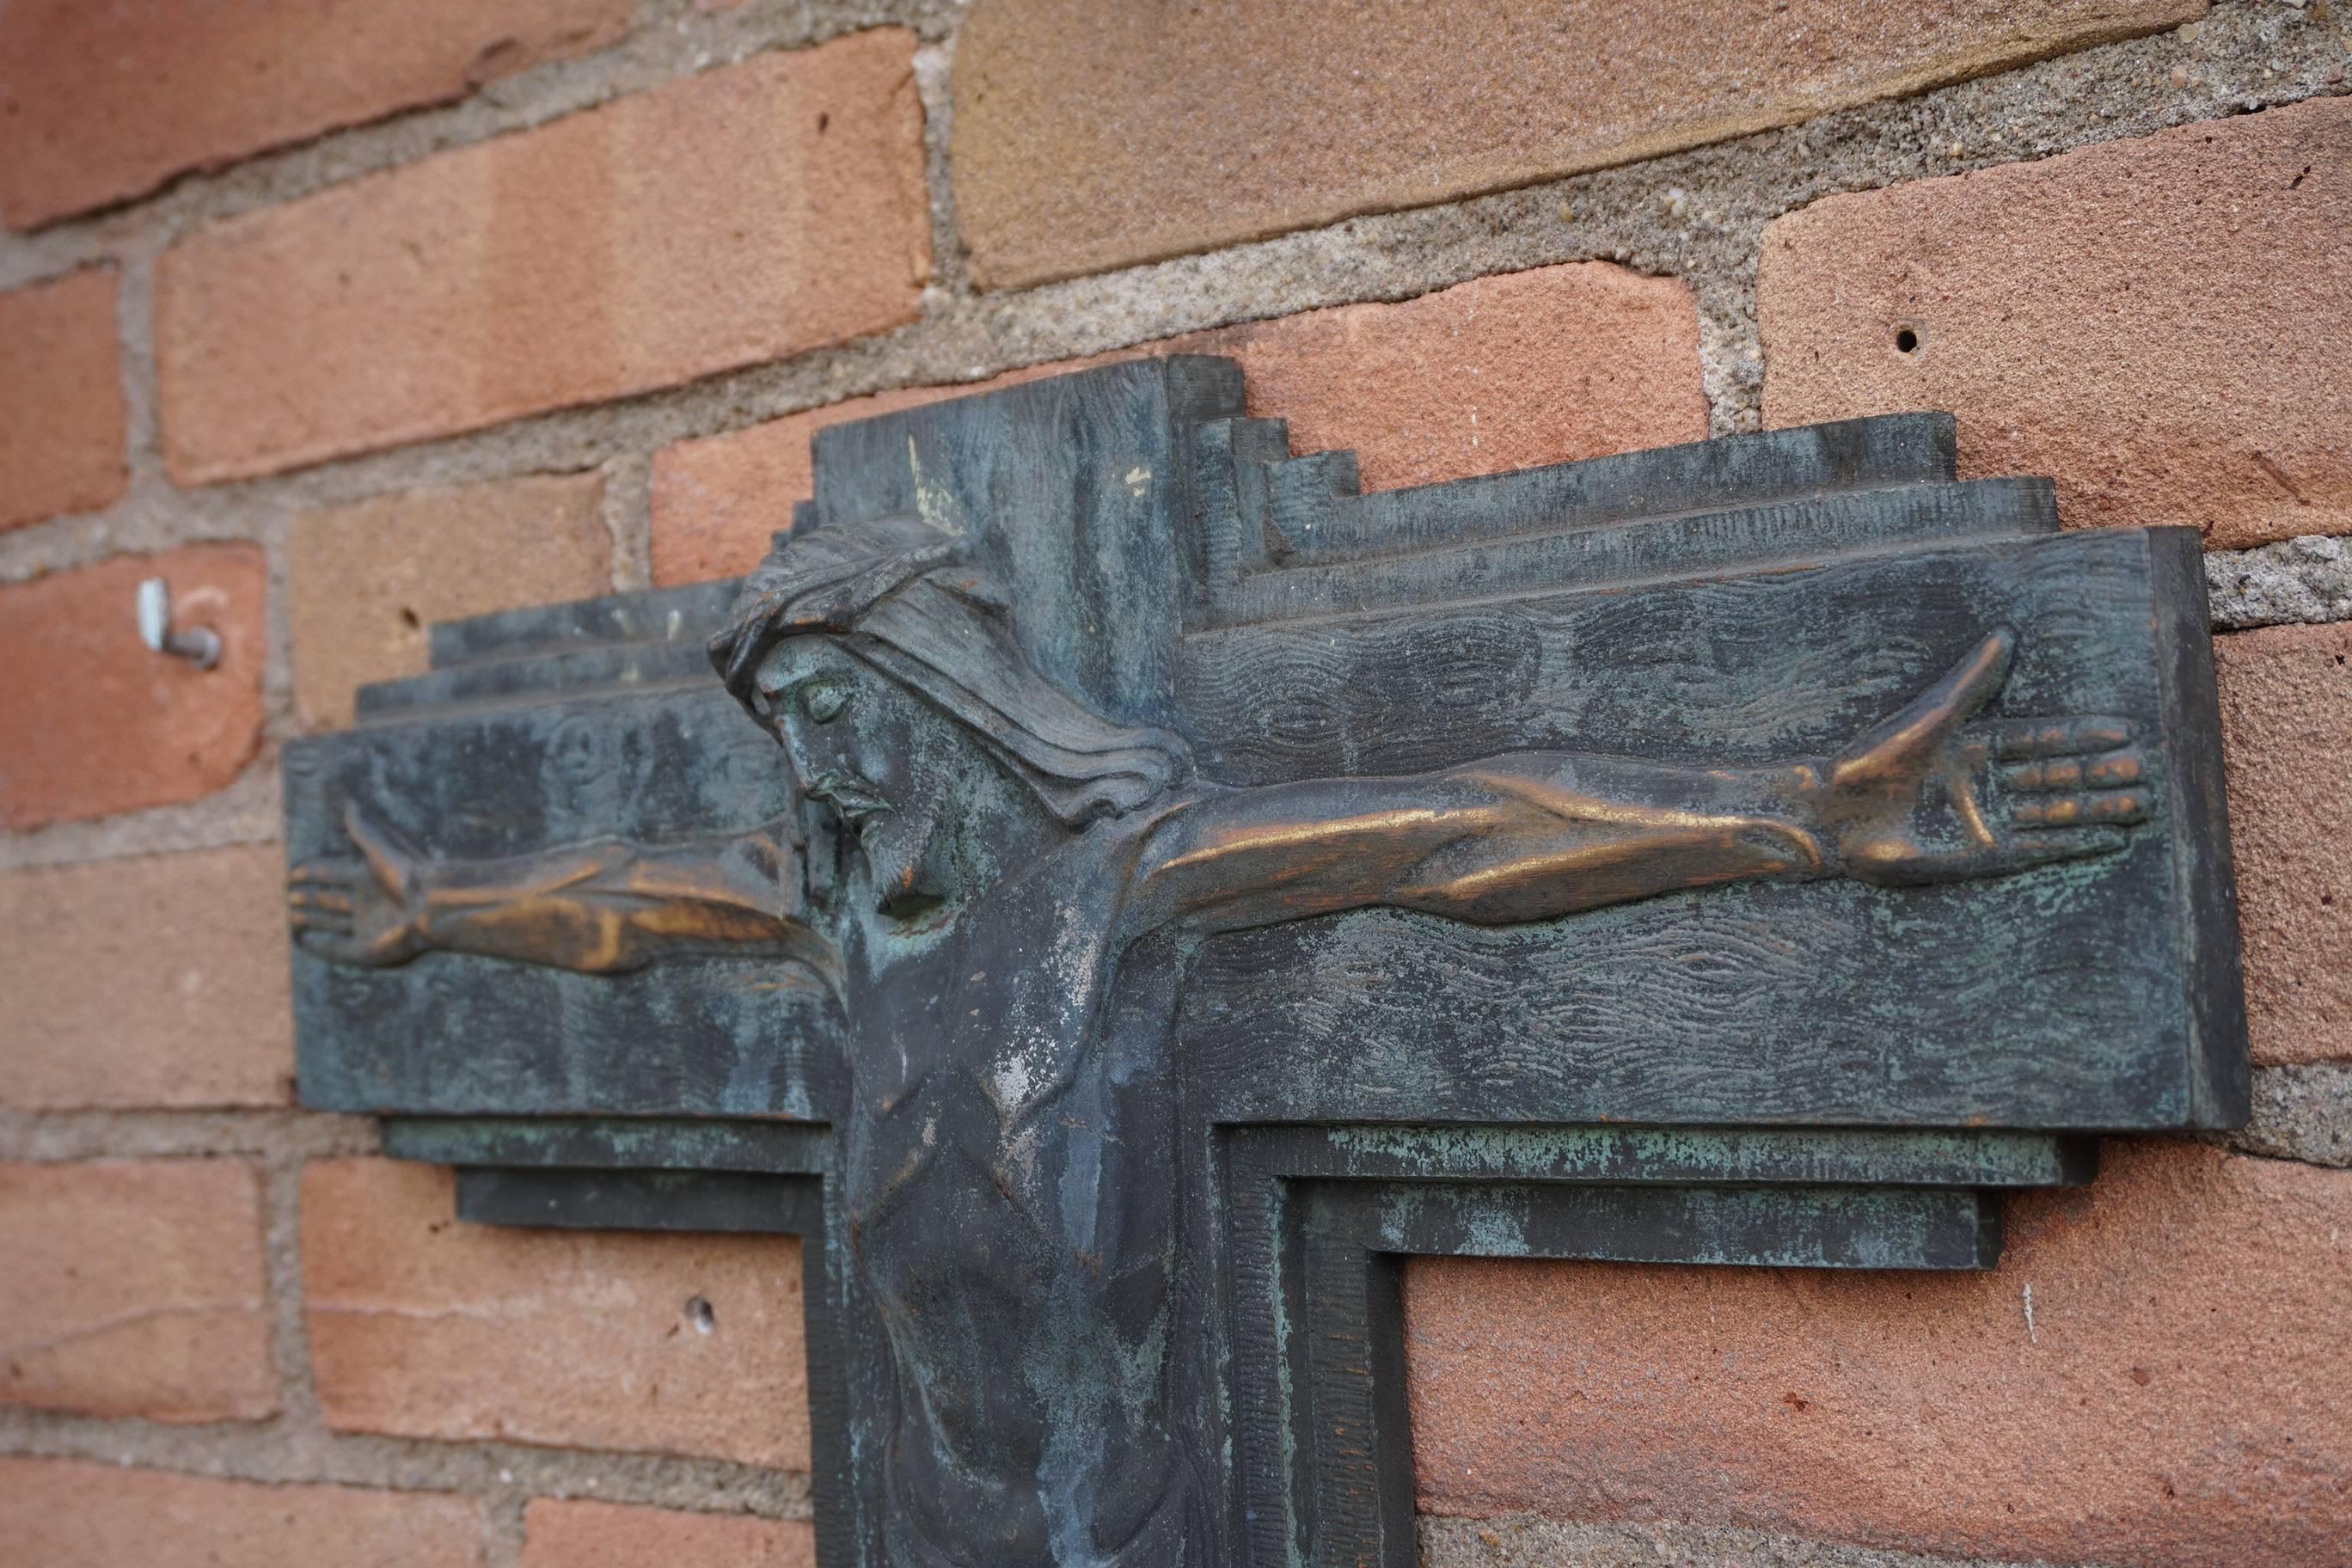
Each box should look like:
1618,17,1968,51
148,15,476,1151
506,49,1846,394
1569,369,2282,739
283,358,2245,1568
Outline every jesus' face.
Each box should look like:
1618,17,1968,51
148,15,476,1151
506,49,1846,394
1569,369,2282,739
754,635,1018,933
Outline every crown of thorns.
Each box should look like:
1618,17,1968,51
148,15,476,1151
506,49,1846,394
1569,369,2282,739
708,514,979,712
707,512,1188,824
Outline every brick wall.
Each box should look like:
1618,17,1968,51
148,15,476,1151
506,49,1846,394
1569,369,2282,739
1,3,2344,1565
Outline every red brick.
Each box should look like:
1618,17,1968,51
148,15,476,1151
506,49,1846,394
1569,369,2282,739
1406,1141,2352,1566
2215,621,2352,1066
290,475,613,730
0,545,266,830
951,0,2199,289
521,1499,815,1567
302,1160,810,1467
652,262,1706,584
156,31,929,484
0,1459,481,1568
0,1161,275,1423
0,0,634,230
0,845,294,1110
1761,96,2351,550
0,267,125,530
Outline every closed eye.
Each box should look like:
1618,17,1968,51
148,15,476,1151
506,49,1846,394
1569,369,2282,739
803,682,852,724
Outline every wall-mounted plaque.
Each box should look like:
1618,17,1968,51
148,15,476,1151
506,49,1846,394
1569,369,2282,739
285,357,2246,1568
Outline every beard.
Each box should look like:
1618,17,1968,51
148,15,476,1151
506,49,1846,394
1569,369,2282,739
805,768,950,925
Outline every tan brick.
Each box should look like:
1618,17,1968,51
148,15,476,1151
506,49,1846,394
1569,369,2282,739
0,1161,275,1423
0,1459,481,1568
950,0,2200,290
521,1499,816,1568
0,0,634,230
290,474,613,729
0,267,125,530
652,262,1706,583
157,31,929,484
1406,1141,2352,1566
0,545,266,830
302,1160,809,1467
2216,622,2352,1066
0,845,294,1110
1761,95,2351,550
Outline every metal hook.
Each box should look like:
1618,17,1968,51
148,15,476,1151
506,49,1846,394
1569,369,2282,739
137,578,221,671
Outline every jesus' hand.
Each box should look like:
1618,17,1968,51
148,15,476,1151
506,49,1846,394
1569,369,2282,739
1816,628,2152,886
287,805,430,967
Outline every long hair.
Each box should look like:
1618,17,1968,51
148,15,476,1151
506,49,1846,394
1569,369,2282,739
710,514,1190,824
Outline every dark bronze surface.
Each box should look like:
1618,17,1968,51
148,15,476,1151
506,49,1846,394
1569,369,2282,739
291,804,833,980
283,358,2247,1568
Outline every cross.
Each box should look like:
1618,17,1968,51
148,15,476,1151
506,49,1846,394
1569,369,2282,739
283,357,2246,1568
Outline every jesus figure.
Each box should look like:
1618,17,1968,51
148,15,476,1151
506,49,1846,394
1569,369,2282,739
698,509,2146,1567
294,502,2149,1566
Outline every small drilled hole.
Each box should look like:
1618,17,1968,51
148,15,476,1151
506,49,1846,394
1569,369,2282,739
398,606,421,631
687,1296,716,1335
1894,328,1920,354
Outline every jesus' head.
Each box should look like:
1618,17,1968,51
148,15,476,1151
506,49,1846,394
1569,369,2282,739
710,511,1190,925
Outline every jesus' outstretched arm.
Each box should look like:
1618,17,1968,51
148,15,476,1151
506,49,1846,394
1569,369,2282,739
1127,630,2149,939
287,805,840,988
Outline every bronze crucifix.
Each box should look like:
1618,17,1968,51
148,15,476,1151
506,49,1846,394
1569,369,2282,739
283,357,2244,1568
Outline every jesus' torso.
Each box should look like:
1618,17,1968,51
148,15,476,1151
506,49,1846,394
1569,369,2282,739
841,810,1199,1567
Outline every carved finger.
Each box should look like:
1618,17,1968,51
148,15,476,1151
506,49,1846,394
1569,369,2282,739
289,861,360,886
2007,757,2081,792
342,804,414,898
1831,628,2015,789
1996,825,2129,868
291,908,354,935
2012,795,2080,828
1988,723,2071,761
2082,791,2149,824
2007,749,2149,794
1939,757,1998,849
296,929,363,963
2014,791,2148,829
289,889,354,914
1941,629,2018,725
2084,752,2145,789
1986,717,2133,760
